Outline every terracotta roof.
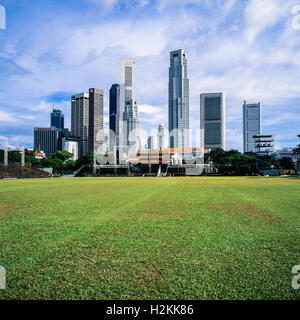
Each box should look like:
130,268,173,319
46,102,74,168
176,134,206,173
34,152,45,157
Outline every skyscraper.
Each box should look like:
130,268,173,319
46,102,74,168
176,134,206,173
50,108,64,132
200,93,226,150
120,59,140,156
243,101,261,153
88,88,104,153
109,84,120,153
157,123,166,150
147,136,155,150
34,128,60,157
168,49,189,149
123,99,140,154
71,92,89,158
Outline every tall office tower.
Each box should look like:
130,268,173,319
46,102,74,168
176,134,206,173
120,59,140,156
168,49,189,149
88,88,104,153
200,93,226,150
243,101,261,153
34,128,60,157
123,99,140,153
109,84,120,152
71,92,89,158
157,123,166,150
147,136,155,150
50,108,64,131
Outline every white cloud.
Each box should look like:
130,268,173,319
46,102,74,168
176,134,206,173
0,111,15,122
264,112,300,127
139,104,167,126
139,104,162,115
243,0,294,44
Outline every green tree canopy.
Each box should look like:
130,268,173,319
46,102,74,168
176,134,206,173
278,157,295,170
50,150,74,162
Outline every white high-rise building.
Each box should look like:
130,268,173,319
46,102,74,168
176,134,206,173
120,59,140,157
200,92,226,150
243,101,261,153
157,123,167,150
62,138,79,161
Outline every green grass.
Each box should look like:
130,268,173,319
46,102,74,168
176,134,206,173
0,176,299,300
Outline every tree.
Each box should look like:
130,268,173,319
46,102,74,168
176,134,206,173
206,148,227,164
25,149,42,167
225,152,254,175
207,149,256,175
37,151,74,174
256,155,279,170
50,150,74,162
41,157,64,174
75,152,94,169
64,160,76,171
278,157,295,171
293,134,300,156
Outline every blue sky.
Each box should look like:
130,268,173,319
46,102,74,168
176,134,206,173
0,0,300,150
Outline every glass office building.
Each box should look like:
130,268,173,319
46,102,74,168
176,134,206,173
50,109,64,131
168,49,189,149
109,84,120,151
200,93,226,150
243,101,261,153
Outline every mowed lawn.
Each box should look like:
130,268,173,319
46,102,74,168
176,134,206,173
0,177,299,300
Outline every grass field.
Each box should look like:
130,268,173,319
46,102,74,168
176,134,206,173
0,176,299,300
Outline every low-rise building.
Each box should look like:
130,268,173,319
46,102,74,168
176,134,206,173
34,151,46,159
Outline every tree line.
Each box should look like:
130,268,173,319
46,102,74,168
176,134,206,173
1,147,298,176
205,149,296,175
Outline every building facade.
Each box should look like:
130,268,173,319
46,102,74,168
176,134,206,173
109,84,120,153
120,59,140,157
253,134,275,156
51,109,64,132
71,93,89,158
243,101,261,153
168,49,189,149
62,137,79,161
274,147,298,165
88,88,104,153
123,99,140,154
34,128,60,157
157,123,167,150
200,93,226,150
147,136,156,150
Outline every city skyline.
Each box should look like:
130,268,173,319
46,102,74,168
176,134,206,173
0,0,300,151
